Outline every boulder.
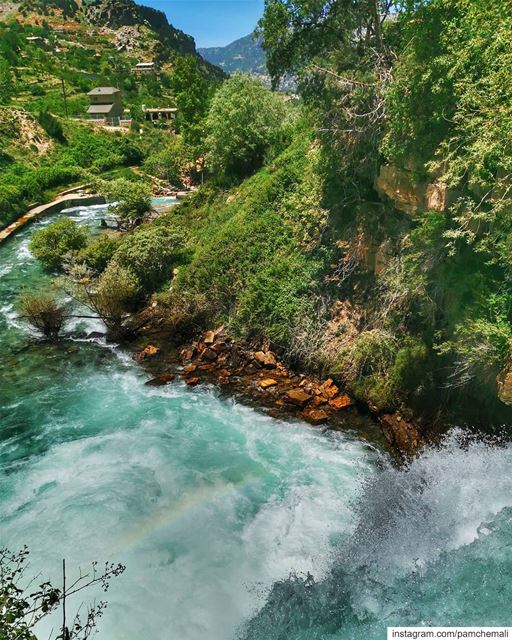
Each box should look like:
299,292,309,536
183,364,197,374
329,395,353,410
186,377,200,386
203,330,215,345
311,395,328,407
180,347,195,362
145,373,175,387
320,379,339,399
201,348,218,362
259,378,277,389
198,363,216,371
380,413,425,457
302,408,329,425
143,344,159,357
253,351,277,369
285,388,312,408
216,369,231,378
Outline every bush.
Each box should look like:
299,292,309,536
69,262,140,336
113,225,184,292
94,262,140,332
205,74,287,178
156,289,217,341
30,217,88,270
96,178,152,228
143,136,193,187
18,290,67,340
76,233,122,273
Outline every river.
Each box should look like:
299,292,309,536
1,204,512,639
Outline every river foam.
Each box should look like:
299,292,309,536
2,202,512,640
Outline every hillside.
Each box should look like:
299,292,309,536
0,0,225,229
199,33,266,76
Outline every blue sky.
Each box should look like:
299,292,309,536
143,0,265,48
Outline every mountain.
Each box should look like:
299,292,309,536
199,33,266,77
11,0,223,71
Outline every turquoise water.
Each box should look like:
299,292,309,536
1,205,512,639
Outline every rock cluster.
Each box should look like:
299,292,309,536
171,328,354,426
132,329,427,457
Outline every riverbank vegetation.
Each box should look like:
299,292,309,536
17,0,512,434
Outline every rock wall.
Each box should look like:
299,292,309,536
375,164,456,216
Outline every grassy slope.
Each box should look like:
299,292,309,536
153,129,330,352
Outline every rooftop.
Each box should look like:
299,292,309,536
144,107,178,113
87,104,116,114
87,87,121,96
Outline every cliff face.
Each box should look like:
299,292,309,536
84,0,196,56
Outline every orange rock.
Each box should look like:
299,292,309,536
260,378,277,389
203,330,215,345
311,395,328,407
285,388,312,408
143,344,159,357
180,348,195,362
321,378,339,399
183,364,197,374
198,363,216,371
329,395,353,410
217,369,231,378
186,377,200,386
159,373,175,383
302,408,329,425
253,351,277,369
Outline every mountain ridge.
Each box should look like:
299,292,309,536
199,32,266,77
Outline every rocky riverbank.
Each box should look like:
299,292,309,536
130,324,429,459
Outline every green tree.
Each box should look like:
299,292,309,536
204,74,287,178
30,218,88,270
112,225,184,291
96,178,152,229
170,55,212,145
143,136,192,187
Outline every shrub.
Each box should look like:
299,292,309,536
112,225,184,292
69,262,140,336
94,262,140,332
30,217,88,270
156,289,217,341
96,178,152,228
76,233,122,273
18,290,67,340
143,136,193,188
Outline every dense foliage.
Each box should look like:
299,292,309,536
204,74,288,178
254,0,512,425
29,217,87,269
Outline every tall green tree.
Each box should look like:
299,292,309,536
170,55,212,145
204,73,287,178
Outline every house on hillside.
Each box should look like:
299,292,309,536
134,62,156,74
143,106,177,125
86,87,123,125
